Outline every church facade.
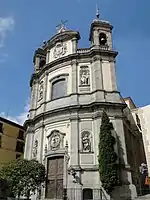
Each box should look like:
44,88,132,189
24,14,138,200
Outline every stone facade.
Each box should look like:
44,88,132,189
24,18,138,200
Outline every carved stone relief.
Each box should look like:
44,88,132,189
50,132,60,150
53,42,67,59
44,144,47,154
47,130,65,151
38,81,44,101
81,131,91,152
32,140,38,158
80,66,90,86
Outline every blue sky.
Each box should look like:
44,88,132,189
0,0,150,124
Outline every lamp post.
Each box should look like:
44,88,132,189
63,141,70,200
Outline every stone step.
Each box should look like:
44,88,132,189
136,194,150,200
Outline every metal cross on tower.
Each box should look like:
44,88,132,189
56,20,68,33
96,4,100,19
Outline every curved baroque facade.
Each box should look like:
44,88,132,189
24,17,137,200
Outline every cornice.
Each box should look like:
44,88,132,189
25,100,126,128
43,30,80,50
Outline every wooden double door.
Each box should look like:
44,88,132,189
46,157,64,199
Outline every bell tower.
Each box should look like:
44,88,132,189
89,7,113,50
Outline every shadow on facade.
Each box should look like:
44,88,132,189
111,135,132,200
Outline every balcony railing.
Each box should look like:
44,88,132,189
77,45,109,54
77,48,90,54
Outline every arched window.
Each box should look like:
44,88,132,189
99,32,107,45
83,188,93,200
51,78,67,100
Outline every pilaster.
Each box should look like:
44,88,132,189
34,56,40,71
93,29,99,46
110,60,118,91
31,79,39,110
39,125,45,163
46,49,50,64
24,127,34,160
91,56,103,91
72,38,77,53
70,116,79,166
71,60,78,94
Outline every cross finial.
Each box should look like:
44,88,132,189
56,20,68,33
96,5,100,19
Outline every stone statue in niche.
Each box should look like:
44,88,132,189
39,82,43,100
82,131,91,152
32,140,38,158
80,67,90,85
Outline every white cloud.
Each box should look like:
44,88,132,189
0,99,30,126
0,17,14,48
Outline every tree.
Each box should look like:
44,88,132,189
98,111,119,195
0,159,46,199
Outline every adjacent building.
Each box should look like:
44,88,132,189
0,117,25,166
125,98,150,179
137,105,150,174
24,13,146,200
123,97,147,195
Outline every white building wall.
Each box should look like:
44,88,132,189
137,105,150,174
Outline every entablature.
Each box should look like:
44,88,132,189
30,48,118,87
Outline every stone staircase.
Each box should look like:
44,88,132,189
136,194,150,200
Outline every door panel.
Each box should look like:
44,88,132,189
46,157,64,199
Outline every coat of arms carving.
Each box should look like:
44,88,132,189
53,42,67,59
